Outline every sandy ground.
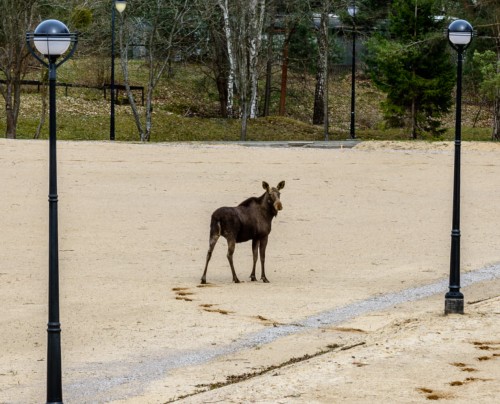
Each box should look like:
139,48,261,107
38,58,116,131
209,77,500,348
1,139,499,403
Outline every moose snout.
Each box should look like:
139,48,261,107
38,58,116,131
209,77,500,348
275,201,283,211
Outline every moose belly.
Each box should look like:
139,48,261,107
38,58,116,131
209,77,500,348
236,227,270,243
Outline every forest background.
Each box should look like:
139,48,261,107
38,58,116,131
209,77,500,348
1,0,499,142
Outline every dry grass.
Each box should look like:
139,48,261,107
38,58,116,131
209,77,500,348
1,60,495,142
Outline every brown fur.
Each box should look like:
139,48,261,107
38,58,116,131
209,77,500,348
201,181,285,284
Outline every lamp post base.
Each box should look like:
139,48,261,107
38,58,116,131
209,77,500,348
444,296,464,315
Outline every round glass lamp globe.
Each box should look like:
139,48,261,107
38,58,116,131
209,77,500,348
448,19,473,46
33,19,71,57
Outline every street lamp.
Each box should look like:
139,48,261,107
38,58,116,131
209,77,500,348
26,19,78,403
444,19,473,315
348,2,358,139
110,0,127,141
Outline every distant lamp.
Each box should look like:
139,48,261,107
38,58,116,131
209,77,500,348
115,0,127,13
347,4,358,17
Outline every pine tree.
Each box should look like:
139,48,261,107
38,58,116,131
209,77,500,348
365,0,455,138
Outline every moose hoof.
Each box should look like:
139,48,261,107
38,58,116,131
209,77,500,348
262,277,270,283
233,278,241,284
250,276,257,282
200,278,207,285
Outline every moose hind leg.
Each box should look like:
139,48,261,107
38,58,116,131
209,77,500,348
201,232,220,284
250,239,259,281
259,236,269,283
226,238,240,283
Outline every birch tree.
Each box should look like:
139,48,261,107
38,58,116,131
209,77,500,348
215,0,266,139
217,0,236,117
248,0,266,119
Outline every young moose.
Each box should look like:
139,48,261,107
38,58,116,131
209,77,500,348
201,181,285,284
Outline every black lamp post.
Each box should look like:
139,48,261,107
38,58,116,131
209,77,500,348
110,0,127,141
348,2,358,139
26,19,78,403
445,19,473,315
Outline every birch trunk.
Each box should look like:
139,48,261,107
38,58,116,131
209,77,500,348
238,0,249,140
218,0,236,117
249,0,266,119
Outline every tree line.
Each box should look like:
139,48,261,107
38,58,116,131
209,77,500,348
1,0,499,141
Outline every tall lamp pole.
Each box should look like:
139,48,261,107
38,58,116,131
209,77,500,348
26,20,78,403
445,19,473,315
348,2,358,139
110,0,127,141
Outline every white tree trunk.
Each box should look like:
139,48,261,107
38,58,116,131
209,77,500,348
218,0,236,117
249,0,265,119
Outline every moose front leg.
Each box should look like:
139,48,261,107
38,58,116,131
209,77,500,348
259,236,269,283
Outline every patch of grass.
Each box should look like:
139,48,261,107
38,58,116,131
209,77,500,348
2,61,496,142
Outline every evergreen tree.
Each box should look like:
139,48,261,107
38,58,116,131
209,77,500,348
365,0,455,138
461,0,500,140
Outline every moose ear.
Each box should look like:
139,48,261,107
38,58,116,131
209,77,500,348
277,181,285,190
262,181,270,191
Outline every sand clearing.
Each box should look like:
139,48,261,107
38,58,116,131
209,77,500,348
1,139,499,403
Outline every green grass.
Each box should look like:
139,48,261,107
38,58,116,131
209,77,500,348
1,60,496,142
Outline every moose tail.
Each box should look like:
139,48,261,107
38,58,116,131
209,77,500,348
210,218,222,238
